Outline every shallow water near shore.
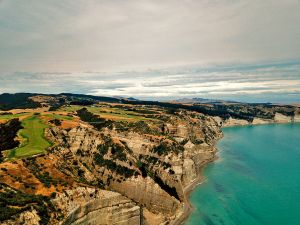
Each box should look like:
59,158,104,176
185,123,300,225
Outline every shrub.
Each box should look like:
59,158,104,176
0,184,55,224
94,153,136,178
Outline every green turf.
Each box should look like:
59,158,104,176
43,113,73,121
8,115,52,159
97,111,155,121
61,105,156,121
60,105,83,112
0,112,30,120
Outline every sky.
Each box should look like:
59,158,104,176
0,0,300,102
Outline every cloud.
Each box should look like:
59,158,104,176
0,0,300,73
1,1,300,103
0,61,299,103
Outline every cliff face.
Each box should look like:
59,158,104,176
0,175,140,225
1,93,299,225
1,210,41,225
54,187,140,225
44,110,222,224
218,112,300,127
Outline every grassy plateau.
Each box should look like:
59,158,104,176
9,115,52,159
60,105,156,122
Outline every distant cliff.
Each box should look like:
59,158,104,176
215,112,300,127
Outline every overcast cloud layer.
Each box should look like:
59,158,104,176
1,62,300,103
0,0,300,102
1,0,300,72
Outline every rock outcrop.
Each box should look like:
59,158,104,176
1,210,41,225
216,111,300,127
45,110,222,224
53,187,140,225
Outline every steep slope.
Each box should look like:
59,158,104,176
45,109,221,224
1,93,298,225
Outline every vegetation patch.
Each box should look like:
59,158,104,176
0,184,55,224
23,158,67,188
43,113,73,121
0,112,31,122
0,119,23,162
77,108,113,130
142,155,172,169
62,104,157,122
94,153,136,178
114,120,160,135
110,144,127,161
97,137,129,161
49,119,61,126
0,93,41,111
8,116,52,159
152,141,184,156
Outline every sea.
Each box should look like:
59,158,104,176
185,123,300,225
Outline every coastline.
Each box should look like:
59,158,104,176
174,119,299,225
173,142,221,225
172,160,216,225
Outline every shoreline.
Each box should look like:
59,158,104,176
172,145,221,225
172,164,214,225
174,120,299,225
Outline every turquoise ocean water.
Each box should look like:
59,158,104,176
185,123,300,225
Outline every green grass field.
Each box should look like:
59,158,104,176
0,112,30,121
60,105,156,121
9,115,52,159
43,113,73,121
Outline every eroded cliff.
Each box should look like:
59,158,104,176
45,109,221,224
1,93,298,225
